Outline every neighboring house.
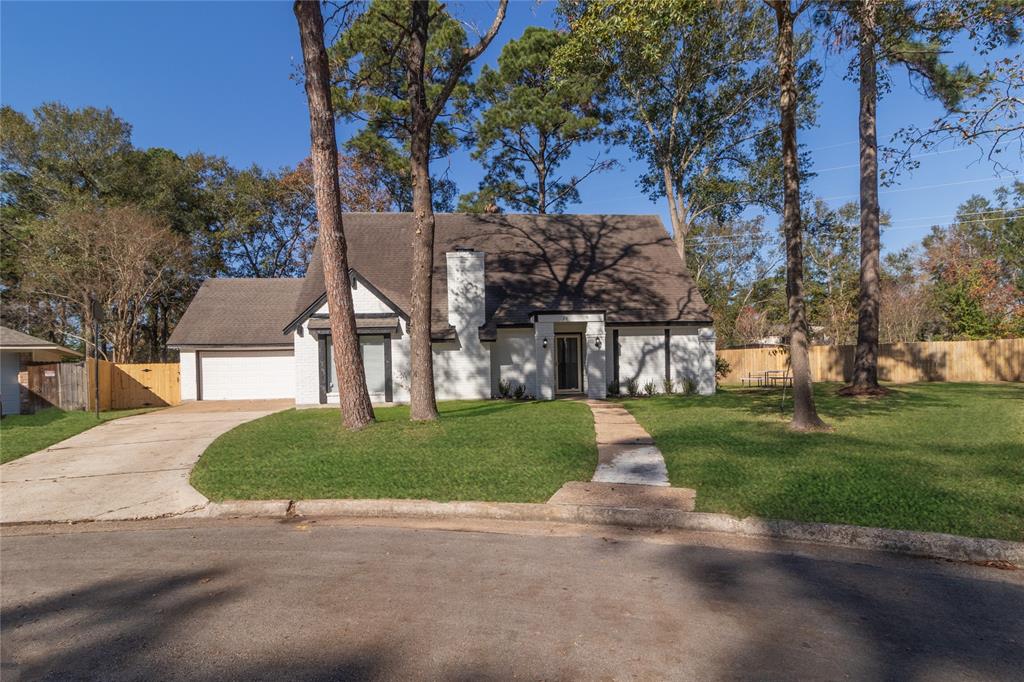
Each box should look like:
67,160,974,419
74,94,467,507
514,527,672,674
0,326,81,416
168,213,716,405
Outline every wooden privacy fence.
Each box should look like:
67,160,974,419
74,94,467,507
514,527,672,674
20,360,181,413
21,362,89,413
717,338,1024,385
86,360,181,410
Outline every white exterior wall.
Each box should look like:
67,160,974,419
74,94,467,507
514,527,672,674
433,251,490,400
608,325,716,395
584,319,606,399
697,327,717,394
294,323,320,406
667,326,716,394
297,281,414,406
1,351,22,415
490,329,537,397
179,351,197,401
616,327,667,393
534,321,555,400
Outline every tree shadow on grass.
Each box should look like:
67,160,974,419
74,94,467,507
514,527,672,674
644,415,1024,540
1,407,74,428
438,400,527,420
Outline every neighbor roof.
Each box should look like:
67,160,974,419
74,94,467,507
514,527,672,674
0,326,81,356
293,213,712,338
167,278,305,347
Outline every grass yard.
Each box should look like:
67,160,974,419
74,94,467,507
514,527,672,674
1,408,157,464
623,383,1024,541
191,399,596,503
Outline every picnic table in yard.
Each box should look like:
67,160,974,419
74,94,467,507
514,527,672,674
740,369,793,388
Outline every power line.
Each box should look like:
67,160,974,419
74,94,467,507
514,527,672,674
812,147,970,173
821,174,1020,202
687,210,1024,246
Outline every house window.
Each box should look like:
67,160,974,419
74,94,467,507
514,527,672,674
323,335,388,396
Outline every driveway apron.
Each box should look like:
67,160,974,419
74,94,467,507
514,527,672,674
0,400,290,523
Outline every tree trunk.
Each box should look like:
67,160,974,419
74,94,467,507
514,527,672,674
407,0,439,421
662,165,688,268
294,0,375,430
847,0,884,394
772,1,828,431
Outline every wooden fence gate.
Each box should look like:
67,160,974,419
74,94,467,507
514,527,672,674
109,362,181,409
86,360,181,411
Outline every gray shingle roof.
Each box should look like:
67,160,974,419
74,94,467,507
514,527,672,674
171,213,712,347
167,278,305,347
299,213,712,337
0,326,80,356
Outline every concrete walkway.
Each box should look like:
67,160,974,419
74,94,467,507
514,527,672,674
0,400,290,524
586,400,670,486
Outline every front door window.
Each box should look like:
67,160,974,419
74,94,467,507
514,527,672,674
556,336,581,392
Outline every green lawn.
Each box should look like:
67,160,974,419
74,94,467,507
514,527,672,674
1,408,157,464
623,383,1024,541
191,400,596,503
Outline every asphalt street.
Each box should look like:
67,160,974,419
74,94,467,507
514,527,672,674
2,518,1022,681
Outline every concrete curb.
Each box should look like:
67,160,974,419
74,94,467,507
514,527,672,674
204,498,1024,567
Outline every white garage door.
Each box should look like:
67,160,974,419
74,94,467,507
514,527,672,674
199,350,295,400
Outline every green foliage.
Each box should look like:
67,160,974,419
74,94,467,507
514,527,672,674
1,102,390,359
625,377,640,398
607,380,620,396
714,356,732,384
328,0,472,211
682,377,698,395
555,0,818,237
662,377,675,395
921,183,1024,339
191,400,597,503
802,200,891,344
462,26,613,213
643,380,657,397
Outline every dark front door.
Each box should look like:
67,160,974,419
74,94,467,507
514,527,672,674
556,335,581,392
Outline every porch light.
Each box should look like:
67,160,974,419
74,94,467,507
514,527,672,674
594,337,602,349
542,337,548,349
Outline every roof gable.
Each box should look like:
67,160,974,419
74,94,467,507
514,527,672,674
295,213,711,334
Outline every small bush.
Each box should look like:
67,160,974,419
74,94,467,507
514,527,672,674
497,379,512,399
683,377,698,395
715,355,731,383
607,380,620,396
625,377,640,398
643,380,658,397
662,378,675,395
512,383,526,400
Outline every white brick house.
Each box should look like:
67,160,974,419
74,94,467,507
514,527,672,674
169,213,716,404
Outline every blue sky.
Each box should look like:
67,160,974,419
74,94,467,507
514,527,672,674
2,0,1018,255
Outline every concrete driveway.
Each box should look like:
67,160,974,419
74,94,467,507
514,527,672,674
0,400,290,524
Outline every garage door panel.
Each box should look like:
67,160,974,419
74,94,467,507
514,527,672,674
199,350,294,400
